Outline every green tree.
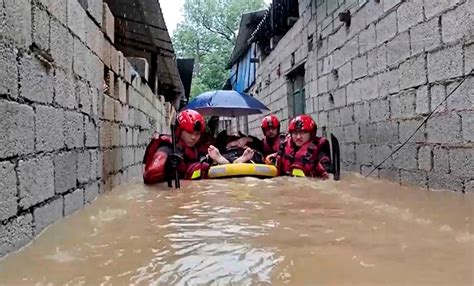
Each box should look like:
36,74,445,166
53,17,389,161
173,0,266,99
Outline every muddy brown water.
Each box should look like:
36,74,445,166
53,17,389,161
0,174,472,285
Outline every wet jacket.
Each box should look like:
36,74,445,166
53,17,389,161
142,134,210,184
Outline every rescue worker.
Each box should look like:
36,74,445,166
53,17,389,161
270,115,332,179
260,114,286,157
142,109,211,184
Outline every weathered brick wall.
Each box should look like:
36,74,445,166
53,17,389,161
0,0,169,257
247,0,473,191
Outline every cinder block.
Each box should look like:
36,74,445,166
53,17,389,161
379,168,400,182
424,0,461,19
89,150,99,180
449,148,474,177
0,100,35,159
446,77,473,111
32,5,50,52
344,124,359,143
102,3,115,43
426,114,462,144
465,44,474,75
104,95,115,121
0,214,33,258
2,0,32,47
430,84,447,113
341,143,356,163
341,36,359,63
340,106,354,125
390,90,416,119
73,38,88,79
441,2,473,44
35,105,64,152
433,146,450,174
346,80,362,105
360,76,378,101
88,0,103,26
338,62,352,86
54,69,76,109
64,111,84,149
460,111,474,142
386,32,410,67
376,12,397,45
354,102,370,123
376,121,398,143
383,0,403,12
428,172,463,192
356,144,372,165
359,123,377,144
399,118,426,143
19,55,54,104
359,24,376,55
352,55,368,80
399,54,427,89
85,119,99,147
393,143,417,170
397,0,423,32
67,0,86,41
77,151,91,184
115,99,123,122
0,43,18,98
410,17,441,56
0,161,17,221
415,85,429,115
400,170,427,189
33,197,63,234
418,145,432,171
36,0,66,24
428,45,463,83
85,182,99,203
99,121,113,148
64,189,84,216
50,19,73,70
368,44,387,75
18,156,55,208
54,152,77,194
370,99,390,122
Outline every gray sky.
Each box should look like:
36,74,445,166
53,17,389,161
161,0,272,36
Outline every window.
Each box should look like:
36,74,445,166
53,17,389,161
287,66,306,119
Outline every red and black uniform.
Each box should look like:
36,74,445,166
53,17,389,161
275,115,331,179
261,115,286,157
142,110,210,184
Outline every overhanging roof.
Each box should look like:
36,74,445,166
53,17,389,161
226,10,266,69
104,0,184,99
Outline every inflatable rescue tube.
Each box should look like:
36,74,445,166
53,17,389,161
208,163,278,179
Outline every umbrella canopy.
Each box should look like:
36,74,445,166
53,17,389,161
183,90,270,117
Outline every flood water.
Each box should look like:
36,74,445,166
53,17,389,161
0,174,472,285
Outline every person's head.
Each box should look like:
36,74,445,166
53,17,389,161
288,115,316,147
176,109,206,147
261,114,280,139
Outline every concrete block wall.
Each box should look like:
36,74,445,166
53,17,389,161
246,0,473,192
0,0,169,257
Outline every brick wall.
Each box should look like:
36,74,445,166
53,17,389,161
246,0,473,191
0,0,169,257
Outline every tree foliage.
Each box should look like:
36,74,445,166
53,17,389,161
173,0,266,99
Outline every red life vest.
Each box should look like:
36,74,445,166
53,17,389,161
277,136,330,177
143,134,206,184
262,134,286,156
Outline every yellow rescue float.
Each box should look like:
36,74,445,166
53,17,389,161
208,163,278,179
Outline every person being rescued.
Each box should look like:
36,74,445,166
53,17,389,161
206,130,265,165
267,114,332,179
142,109,211,184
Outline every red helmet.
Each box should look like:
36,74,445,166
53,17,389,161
261,115,280,132
176,109,206,135
289,115,317,135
